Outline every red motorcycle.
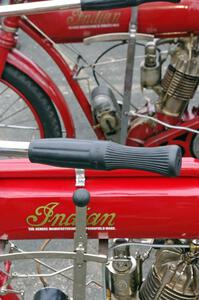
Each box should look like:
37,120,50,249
0,1,198,300
0,0,199,156
0,136,198,300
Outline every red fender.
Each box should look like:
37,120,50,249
6,49,75,138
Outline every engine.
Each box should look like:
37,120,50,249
141,37,199,117
106,240,199,300
139,246,199,300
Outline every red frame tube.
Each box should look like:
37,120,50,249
19,17,105,140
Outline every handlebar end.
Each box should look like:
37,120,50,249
167,145,182,177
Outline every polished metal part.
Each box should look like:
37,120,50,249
139,247,199,300
0,251,107,263
75,169,86,187
84,33,154,44
91,86,120,135
160,65,199,116
141,42,161,89
73,205,88,300
120,7,138,144
0,0,80,17
72,190,107,300
106,239,139,299
158,37,199,117
0,140,29,156
129,111,199,135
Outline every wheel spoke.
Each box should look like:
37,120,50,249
0,124,38,130
0,105,29,123
0,97,21,119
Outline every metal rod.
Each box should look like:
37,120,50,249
0,140,29,156
0,251,106,263
120,7,138,144
73,198,89,300
0,0,81,17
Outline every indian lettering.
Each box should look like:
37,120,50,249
26,202,116,228
67,9,121,27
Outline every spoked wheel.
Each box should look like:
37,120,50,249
0,63,62,141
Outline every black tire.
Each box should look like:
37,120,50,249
0,63,62,140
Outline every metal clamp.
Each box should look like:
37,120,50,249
75,169,86,187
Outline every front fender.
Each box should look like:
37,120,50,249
6,49,75,138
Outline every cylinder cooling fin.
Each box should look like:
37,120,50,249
161,64,199,101
160,64,199,117
139,248,199,300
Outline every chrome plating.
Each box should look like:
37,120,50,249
0,0,81,17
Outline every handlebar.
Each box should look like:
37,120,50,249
0,0,180,17
81,0,180,11
28,138,182,177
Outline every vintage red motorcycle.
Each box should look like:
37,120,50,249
0,1,198,300
0,0,199,156
0,135,198,300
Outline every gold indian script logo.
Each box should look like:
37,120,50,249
26,202,116,229
67,9,121,28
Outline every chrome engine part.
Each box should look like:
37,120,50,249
90,86,120,135
140,42,161,89
106,239,139,299
139,247,199,300
140,37,199,117
158,37,199,117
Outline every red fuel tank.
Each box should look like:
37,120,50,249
27,0,199,43
0,158,198,240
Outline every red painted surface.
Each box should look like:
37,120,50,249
6,49,75,138
127,114,199,156
144,116,199,156
27,0,199,43
0,289,19,300
0,158,198,240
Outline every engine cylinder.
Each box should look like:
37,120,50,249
160,64,199,116
139,248,199,300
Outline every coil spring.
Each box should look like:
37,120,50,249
139,267,197,300
161,65,199,101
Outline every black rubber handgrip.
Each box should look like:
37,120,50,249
28,138,182,177
81,0,180,11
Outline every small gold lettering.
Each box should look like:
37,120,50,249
26,202,116,228
67,9,121,27
87,213,101,226
49,213,66,227
26,202,59,227
64,214,76,226
97,213,116,226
